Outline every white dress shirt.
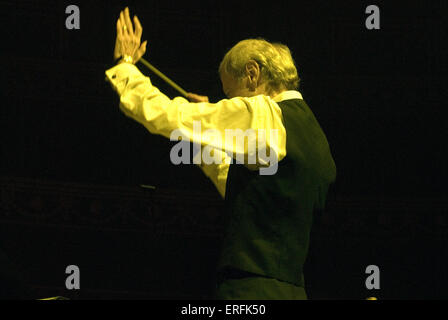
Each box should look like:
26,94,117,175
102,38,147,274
105,62,303,198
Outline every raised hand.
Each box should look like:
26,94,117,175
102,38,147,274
114,7,147,64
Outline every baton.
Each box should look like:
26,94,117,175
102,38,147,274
139,57,189,98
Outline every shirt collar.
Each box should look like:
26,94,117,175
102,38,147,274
272,90,303,102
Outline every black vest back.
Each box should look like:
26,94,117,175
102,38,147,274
218,97,336,287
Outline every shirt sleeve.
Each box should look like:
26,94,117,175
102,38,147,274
105,62,286,177
195,148,231,198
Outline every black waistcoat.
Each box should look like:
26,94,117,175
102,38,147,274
218,98,336,287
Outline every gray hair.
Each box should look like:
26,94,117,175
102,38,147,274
219,38,300,93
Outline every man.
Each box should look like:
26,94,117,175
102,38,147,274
106,7,336,299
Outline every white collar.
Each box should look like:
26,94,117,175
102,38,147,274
273,90,303,102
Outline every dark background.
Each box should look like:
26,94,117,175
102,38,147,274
0,0,446,299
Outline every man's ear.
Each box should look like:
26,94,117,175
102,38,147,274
245,60,260,91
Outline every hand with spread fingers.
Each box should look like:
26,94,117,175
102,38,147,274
114,7,147,64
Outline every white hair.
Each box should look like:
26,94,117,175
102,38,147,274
219,38,300,93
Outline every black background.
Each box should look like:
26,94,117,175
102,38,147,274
0,0,447,300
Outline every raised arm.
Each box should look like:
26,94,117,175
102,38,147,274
106,7,286,173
